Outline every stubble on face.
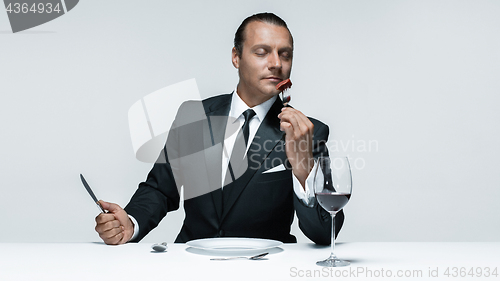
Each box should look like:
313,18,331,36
232,21,293,107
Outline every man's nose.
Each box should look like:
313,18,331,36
268,52,282,69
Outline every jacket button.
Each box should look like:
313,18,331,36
218,229,224,237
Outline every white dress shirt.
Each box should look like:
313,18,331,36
128,91,318,241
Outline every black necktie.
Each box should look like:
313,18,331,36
241,109,256,147
225,109,256,186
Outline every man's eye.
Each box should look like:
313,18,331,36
255,49,267,56
281,52,291,59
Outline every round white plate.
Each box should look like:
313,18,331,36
186,237,283,253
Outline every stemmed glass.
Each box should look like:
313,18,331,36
314,156,352,267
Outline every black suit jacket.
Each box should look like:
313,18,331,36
124,93,344,245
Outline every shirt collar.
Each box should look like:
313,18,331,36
229,88,277,123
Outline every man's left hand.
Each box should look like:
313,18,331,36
278,107,314,189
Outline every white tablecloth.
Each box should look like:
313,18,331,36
1,242,499,281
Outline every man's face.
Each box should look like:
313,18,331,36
232,21,293,105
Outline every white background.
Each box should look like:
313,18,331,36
0,0,499,243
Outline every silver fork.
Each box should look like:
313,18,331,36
210,252,269,261
282,88,291,107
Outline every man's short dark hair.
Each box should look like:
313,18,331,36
234,12,293,57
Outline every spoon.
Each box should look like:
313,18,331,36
151,242,168,252
210,252,269,261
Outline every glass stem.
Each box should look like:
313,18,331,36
330,212,336,259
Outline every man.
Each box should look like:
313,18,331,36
95,12,343,245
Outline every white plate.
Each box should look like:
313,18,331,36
186,237,283,253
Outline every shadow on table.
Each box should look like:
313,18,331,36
185,246,284,257
305,243,368,264
305,242,349,249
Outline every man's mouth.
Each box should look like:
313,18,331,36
264,76,283,83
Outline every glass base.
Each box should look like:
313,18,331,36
316,257,350,267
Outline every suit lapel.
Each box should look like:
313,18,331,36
203,95,231,221
221,97,284,222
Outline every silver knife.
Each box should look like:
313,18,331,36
80,174,106,213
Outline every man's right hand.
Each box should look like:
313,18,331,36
95,200,134,245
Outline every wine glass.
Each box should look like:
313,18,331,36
314,156,352,267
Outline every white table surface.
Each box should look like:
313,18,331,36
1,242,499,281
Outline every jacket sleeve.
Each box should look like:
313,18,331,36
123,100,209,242
124,145,181,242
123,103,188,242
293,120,345,245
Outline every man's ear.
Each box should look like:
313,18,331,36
232,47,240,68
